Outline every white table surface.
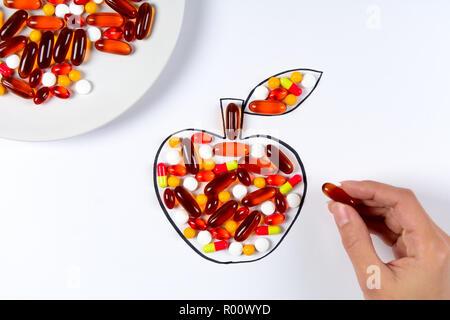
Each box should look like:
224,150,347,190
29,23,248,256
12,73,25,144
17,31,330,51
0,0,449,299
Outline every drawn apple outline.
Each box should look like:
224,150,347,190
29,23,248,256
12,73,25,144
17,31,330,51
153,68,322,264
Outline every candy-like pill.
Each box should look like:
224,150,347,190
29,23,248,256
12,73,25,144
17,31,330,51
279,174,302,195
254,238,270,252
202,158,215,171
198,145,213,159
5,54,19,69
253,177,266,188
183,227,195,239
203,240,228,253
74,79,92,94
37,31,54,69
243,244,255,256
29,30,41,42
234,210,262,242
236,167,251,186
252,85,269,100
213,142,249,157
266,144,294,174
18,42,38,78
167,176,179,188
210,227,231,240
213,160,237,174
183,176,198,192
0,35,27,58
250,143,265,159
57,75,70,87
168,136,180,148
225,220,238,234
1,76,34,99
163,188,175,209
85,2,98,14
265,213,285,226
301,73,316,89
42,71,56,86
286,193,301,208
290,71,303,83
267,77,280,89
156,163,167,188
228,242,243,256
260,201,275,215
256,226,280,236
191,132,212,144
195,170,215,182
135,2,154,40
55,4,70,18
188,217,207,231
4,0,42,10
0,10,28,41
87,26,101,41
0,61,12,76
285,94,297,106
53,27,73,63
167,164,187,177
197,230,212,245
174,186,202,218
218,190,231,203
280,77,302,96
204,170,237,196
86,13,124,27
233,206,249,222
27,16,64,30
322,182,361,207
249,100,286,115
165,149,180,165
173,209,189,225
268,87,288,101
69,2,84,15
194,194,207,207
241,187,276,207
225,102,241,140
232,184,247,200
68,69,81,81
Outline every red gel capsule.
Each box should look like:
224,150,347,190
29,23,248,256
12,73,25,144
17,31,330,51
195,170,215,182
266,175,287,186
71,29,87,66
268,87,289,101
204,171,237,197
234,210,262,242
18,41,38,78
27,16,64,31
4,0,42,10
225,102,241,140
37,31,54,69
47,0,65,4
51,62,72,75
0,35,27,58
163,188,175,209
53,28,73,63
207,200,238,228
265,213,285,226
135,2,154,40
0,62,13,76
204,194,219,215
213,142,249,157
233,206,249,222
322,183,362,207
74,0,89,4
266,144,294,174
210,227,231,241
104,27,123,40
94,39,132,55
191,132,212,144
241,187,277,207
238,163,262,175
33,86,51,105
236,167,251,186
51,86,71,99
105,0,137,19
1,76,34,99
180,138,199,175
0,10,28,41
174,186,202,218
167,164,187,177
123,21,135,42
29,68,42,88
274,191,287,213
86,13,124,28
188,218,207,231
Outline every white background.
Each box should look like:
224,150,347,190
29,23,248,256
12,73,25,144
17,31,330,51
0,0,449,299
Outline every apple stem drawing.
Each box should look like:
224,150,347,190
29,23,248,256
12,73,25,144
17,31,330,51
154,68,322,264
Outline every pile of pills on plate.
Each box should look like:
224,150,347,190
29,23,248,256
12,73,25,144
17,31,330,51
0,0,154,104
156,103,304,258
248,71,317,114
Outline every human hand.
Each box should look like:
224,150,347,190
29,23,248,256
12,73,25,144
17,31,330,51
327,180,450,299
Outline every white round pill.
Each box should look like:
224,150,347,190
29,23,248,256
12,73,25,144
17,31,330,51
93,0,103,4
75,79,93,95
165,149,181,165
69,2,84,15
228,242,243,256
255,238,270,252
198,145,213,159
301,73,316,89
232,184,247,200
87,26,102,42
183,177,198,192
250,143,265,158
42,72,56,87
261,201,275,215
55,4,70,18
197,230,212,245
5,54,19,69
173,209,189,225
252,85,269,100
287,193,301,208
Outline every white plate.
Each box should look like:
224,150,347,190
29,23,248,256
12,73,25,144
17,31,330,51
0,0,185,141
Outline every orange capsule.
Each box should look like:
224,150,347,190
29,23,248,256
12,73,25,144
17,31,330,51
18,41,38,78
191,132,212,144
3,0,41,10
135,2,154,40
0,35,27,58
27,16,64,31
53,28,73,64
71,29,87,66
1,76,34,99
0,10,28,41
241,187,277,207
167,164,187,177
51,86,71,99
249,100,286,115
234,210,262,242
265,213,285,226
37,31,54,69
105,0,137,19
51,62,72,75
266,175,287,186
322,183,362,207
213,142,249,157
86,13,124,28
94,39,132,55
195,170,215,182
104,27,123,40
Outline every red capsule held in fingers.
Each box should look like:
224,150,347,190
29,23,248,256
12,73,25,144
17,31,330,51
1,76,34,99
233,206,249,222
204,171,237,197
163,188,175,209
234,210,262,242
174,186,202,218
322,182,362,207
188,218,207,231
0,35,27,58
191,132,212,144
0,10,28,41
51,86,71,99
18,41,38,78
204,194,219,215
265,213,285,226
33,86,51,105
236,167,251,186
207,200,238,228
104,27,123,40
210,227,231,241
105,0,137,19
51,62,72,75
167,164,187,177
241,187,277,207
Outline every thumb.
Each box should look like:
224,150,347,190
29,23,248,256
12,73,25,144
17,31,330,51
328,201,387,287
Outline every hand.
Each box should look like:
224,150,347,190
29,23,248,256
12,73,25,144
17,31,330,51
327,180,450,299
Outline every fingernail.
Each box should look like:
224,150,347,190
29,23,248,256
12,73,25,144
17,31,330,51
332,202,350,227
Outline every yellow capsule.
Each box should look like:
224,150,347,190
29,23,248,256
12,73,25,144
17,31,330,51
0,84,6,96
68,69,81,82
290,71,303,83
43,4,55,16
85,2,98,14
29,30,42,42
168,136,180,148
267,77,280,89
183,227,196,239
196,193,207,206
57,75,71,87
285,94,297,106
203,158,215,171
167,176,180,187
218,190,230,203
243,244,255,256
253,177,266,188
